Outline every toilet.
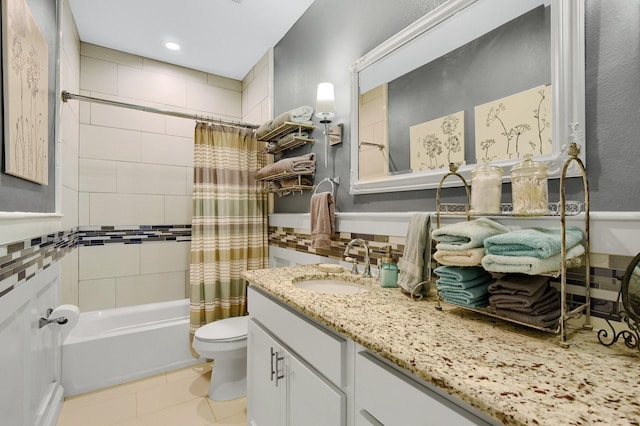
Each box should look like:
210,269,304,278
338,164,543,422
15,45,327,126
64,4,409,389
193,315,248,401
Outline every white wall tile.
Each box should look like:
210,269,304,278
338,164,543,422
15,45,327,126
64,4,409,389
207,74,242,92
88,193,165,226
78,278,116,311
79,89,91,124
79,159,117,192
79,244,140,280
143,58,207,84
115,271,186,307
79,125,142,162
165,196,192,224
61,102,80,157
164,116,194,138
186,81,241,117
61,248,79,306
80,57,118,94
117,163,188,195
79,192,90,226
81,43,143,68
61,132,79,191
90,103,165,134
140,241,190,275
61,186,79,231
246,67,270,114
118,65,187,107
186,166,193,196
141,133,193,167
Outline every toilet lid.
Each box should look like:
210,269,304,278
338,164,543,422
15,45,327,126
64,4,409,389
195,316,248,342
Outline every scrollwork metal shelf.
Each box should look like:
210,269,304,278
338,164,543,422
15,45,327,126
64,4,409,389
432,144,592,346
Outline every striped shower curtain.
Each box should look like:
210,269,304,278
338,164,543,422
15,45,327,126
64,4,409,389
189,122,268,349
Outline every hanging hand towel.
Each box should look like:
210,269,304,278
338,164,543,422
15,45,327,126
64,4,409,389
433,247,485,267
310,192,335,248
432,218,509,251
397,213,432,297
484,226,584,258
482,244,585,275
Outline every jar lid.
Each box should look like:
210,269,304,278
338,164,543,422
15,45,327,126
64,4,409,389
471,162,503,176
510,154,548,177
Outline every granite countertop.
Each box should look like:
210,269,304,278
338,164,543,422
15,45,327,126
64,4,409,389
243,264,640,426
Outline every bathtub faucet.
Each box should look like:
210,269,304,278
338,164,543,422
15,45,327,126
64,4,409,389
343,238,372,278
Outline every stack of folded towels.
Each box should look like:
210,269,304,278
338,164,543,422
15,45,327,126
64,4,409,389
256,106,313,140
488,274,561,329
254,153,316,180
433,265,494,308
264,132,310,154
432,218,509,267
481,226,585,275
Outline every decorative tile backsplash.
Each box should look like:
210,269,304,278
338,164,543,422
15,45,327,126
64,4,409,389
268,225,633,321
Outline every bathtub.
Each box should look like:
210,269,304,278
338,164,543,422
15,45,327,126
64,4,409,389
62,298,203,396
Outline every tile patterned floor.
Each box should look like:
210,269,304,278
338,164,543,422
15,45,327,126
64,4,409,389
56,362,246,426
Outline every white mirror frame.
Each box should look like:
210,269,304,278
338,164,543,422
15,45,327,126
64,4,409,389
349,0,585,195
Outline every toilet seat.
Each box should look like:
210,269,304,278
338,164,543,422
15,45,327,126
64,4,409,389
194,316,248,343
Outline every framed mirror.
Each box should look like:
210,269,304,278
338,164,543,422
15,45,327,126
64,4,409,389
349,0,585,195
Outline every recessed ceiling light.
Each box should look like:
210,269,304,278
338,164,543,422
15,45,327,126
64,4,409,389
165,41,181,51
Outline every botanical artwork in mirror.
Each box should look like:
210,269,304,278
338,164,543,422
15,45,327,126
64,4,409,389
475,84,552,162
349,0,585,194
409,111,465,172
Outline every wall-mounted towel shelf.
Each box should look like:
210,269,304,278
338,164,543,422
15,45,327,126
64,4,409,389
259,122,315,154
431,144,591,346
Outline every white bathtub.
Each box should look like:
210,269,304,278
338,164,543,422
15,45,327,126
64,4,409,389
62,298,203,396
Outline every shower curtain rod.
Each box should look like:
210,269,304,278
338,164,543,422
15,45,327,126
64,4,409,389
61,91,260,129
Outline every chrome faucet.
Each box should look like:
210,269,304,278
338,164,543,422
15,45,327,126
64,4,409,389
343,238,372,278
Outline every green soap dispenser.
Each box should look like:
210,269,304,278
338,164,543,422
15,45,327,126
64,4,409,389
379,245,399,288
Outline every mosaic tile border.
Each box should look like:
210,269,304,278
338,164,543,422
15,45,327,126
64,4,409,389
78,225,192,246
0,228,78,298
268,225,634,321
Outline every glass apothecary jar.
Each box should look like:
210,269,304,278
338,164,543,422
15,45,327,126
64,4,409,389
510,154,549,215
470,163,503,214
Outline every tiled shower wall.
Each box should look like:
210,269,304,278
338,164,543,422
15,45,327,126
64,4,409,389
67,44,272,311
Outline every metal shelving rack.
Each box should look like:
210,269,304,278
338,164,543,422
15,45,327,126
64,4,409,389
432,144,591,344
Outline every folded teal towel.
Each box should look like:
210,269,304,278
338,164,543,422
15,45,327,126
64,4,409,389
434,265,489,282
484,226,583,259
482,244,585,275
438,279,492,300
432,218,509,251
442,294,491,308
436,273,493,289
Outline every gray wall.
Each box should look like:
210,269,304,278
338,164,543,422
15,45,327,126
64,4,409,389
273,0,640,213
0,0,58,213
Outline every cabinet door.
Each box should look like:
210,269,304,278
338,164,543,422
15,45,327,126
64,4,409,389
247,319,285,426
356,351,494,426
287,351,346,426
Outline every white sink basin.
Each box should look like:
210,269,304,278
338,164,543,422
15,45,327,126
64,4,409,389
294,279,369,295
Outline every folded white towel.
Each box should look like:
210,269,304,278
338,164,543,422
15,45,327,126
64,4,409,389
433,218,509,251
433,247,485,267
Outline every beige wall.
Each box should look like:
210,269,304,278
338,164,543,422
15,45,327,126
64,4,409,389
73,43,271,311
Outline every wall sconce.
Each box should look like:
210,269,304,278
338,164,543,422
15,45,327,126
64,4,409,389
315,82,343,168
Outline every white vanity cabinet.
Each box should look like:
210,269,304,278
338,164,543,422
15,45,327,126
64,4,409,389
354,349,495,426
247,287,348,426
